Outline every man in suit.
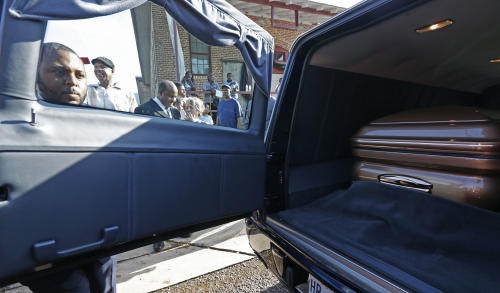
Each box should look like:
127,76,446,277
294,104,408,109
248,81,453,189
135,80,180,119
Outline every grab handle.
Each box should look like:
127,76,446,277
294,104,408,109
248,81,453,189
378,174,433,193
33,226,119,263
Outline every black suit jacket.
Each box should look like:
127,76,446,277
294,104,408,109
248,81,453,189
134,99,180,119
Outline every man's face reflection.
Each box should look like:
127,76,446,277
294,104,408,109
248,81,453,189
38,49,87,105
93,61,113,85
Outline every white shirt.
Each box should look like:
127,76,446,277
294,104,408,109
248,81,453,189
199,114,214,125
85,82,138,112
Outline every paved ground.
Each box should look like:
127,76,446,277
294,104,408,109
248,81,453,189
117,220,255,292
158,258,288,293
2,220,287,293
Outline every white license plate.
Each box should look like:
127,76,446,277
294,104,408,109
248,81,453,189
308,274,336,293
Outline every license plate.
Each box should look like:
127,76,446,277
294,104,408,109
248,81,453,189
308,274,336,293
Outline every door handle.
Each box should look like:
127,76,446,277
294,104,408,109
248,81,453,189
378,174,433,193
33,226,119,263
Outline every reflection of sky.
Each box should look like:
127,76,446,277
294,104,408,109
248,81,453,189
44,11,141,94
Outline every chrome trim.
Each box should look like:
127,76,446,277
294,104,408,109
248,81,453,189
266,217,410,293
370,119,487,124
352,139,500,155
354,138,497,149
378,174,432,193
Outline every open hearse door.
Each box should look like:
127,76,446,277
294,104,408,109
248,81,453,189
0,0,273,284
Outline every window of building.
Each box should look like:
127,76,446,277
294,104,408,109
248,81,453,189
275,52,285,62
273,46,288,74
274,47,288,62
190,35,210,75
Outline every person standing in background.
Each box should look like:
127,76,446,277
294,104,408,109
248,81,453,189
223,72,239,100
202,73,220,106
134,80,180,119
181,70,197,95
85,56,138,112
175,82,188,120
175,82,188,102
202,73,220,122
217,84,242,129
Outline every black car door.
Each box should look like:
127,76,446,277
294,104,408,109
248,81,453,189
0,0,272,283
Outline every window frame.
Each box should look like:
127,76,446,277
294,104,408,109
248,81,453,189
273,46,288,74
189,35,211,76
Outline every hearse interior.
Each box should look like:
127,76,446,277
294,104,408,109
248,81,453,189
251,0,500,292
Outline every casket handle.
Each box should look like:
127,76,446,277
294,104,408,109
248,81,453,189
378,174,433,193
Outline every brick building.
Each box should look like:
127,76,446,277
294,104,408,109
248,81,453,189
132,0,344,106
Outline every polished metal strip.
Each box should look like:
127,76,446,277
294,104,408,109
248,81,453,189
267,217,410,293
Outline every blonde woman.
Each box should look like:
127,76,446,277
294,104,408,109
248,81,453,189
184,97,213,125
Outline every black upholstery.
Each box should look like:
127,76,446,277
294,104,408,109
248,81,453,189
278,181,500,292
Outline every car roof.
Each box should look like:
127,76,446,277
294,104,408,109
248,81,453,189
301,0,500,94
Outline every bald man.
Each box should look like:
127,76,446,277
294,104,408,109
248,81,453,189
134,80,180,119
37,42,88,105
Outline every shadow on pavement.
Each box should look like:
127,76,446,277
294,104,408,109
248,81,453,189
117,244,204,283
260,283,289,293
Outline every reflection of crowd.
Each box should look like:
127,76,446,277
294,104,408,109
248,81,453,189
135,80,180,119
136,71,244,128
86,57,138,112
38,41,245,129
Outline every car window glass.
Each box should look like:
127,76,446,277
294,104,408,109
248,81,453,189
41,10,141,112
39,4,256,130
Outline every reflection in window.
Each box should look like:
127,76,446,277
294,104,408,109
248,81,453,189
42,10,141,112
192,54,210,75
38,3,256,130
190,35,210,75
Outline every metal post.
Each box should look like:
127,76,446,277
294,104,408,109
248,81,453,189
173,19,180,81
271,6,275,26
295,10,299,28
